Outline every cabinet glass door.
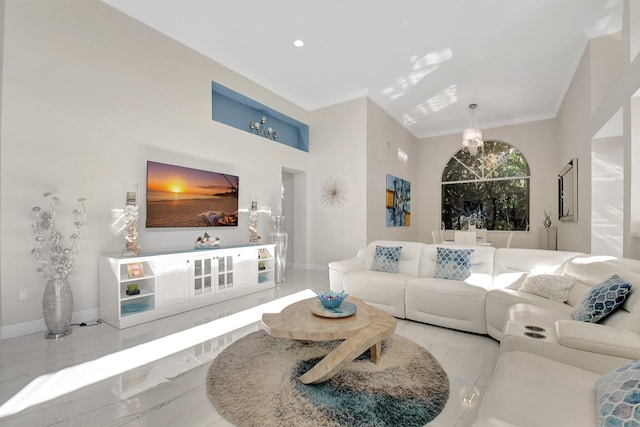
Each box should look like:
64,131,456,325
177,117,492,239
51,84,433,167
217,255,234,290
194,258,214,295
194,260,203,294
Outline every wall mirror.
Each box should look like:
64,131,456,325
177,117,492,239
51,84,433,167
558,158,578,221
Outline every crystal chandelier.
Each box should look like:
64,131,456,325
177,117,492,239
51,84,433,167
249,116,277,140
462,103,483,155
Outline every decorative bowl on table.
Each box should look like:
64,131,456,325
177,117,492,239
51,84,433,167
315,290,348,309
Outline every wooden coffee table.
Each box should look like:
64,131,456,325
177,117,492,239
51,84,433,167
261,296,397,384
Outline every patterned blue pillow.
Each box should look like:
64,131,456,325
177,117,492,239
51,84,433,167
571,274,631,323
371,245,402,273
434,247,474,280
596,359,640,427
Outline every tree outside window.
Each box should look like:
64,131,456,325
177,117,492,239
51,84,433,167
441,140,530,231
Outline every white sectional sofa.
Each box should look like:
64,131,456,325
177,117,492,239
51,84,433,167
486,247,583,339
329,240,581,336
472,255,640,426
473,351,603,427
330,240,640,427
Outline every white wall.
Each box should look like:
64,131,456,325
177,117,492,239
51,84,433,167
0,0,4,334
630,95,640,258
308,98,368,267
557,15,640,254
556,42,593,252
0,0,312,335
366,99,420,242
417,119,560,249
591,33,624,115
591,136,624,256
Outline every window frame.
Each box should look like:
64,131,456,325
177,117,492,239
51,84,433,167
440,140,530,231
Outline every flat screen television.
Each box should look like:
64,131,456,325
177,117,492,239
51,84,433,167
146,161,239,228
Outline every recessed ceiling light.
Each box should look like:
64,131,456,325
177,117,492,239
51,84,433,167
293,39,304,48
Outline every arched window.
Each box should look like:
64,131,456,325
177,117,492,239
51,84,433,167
441,140,530,231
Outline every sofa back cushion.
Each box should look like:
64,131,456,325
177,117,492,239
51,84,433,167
371,245,403,273
563,256,626,306
571,274,631,323
419,244,495,282
562,256,640,332
363,240,424,278
492,248,583,289
433,247,474,280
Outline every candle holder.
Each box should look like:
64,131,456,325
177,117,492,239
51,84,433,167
243,196,271,244
122,183,142,256
249,116,277,140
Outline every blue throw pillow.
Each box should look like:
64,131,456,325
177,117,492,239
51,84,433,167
434,247,474,280
571,274,631,323
371,245,402,273
596,359,640,427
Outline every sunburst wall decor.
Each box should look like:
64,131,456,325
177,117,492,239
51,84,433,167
320,177,349,209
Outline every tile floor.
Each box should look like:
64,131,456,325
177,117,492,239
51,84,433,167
0,269,499,426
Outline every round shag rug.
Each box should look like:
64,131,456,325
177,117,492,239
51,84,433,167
206,330,449,427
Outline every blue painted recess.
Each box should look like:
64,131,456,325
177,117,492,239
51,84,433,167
211,82,309,152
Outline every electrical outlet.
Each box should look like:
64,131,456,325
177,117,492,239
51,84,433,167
18,288,28,301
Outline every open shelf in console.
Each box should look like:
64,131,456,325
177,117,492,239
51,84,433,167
121,295,155,317
257,246,275,283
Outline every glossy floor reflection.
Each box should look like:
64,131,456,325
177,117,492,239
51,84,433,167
0,269,499,426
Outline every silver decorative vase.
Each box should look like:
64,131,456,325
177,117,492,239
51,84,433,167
42,278,73,339
270,216,288,283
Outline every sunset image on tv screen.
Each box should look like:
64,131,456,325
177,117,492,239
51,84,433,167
146,161,239,228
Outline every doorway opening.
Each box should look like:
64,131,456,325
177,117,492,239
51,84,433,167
281,168,307,267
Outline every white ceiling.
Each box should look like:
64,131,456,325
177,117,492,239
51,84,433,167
101,0,622,139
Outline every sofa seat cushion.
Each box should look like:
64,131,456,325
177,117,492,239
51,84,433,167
478,351,599,427
342,270,409,318
405,277,488,334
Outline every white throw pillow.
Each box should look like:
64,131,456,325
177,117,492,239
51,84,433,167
507,272,529,290
518,274,574,302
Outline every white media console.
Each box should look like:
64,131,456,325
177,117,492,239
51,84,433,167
99,243,276,329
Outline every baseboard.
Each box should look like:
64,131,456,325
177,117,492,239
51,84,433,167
0,307,100,340
1,266,327,339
